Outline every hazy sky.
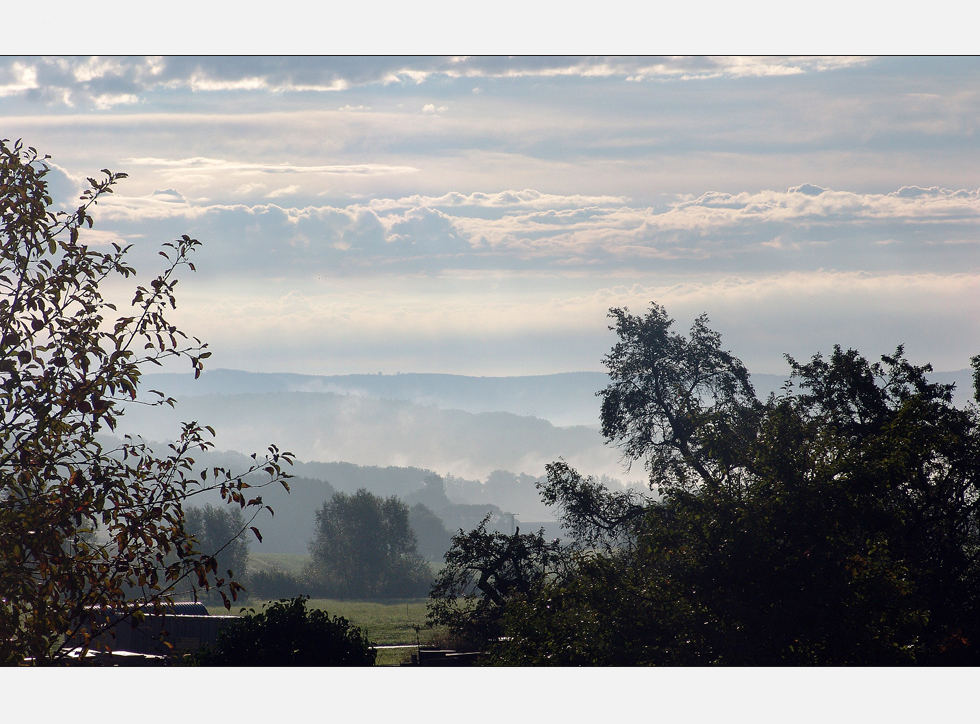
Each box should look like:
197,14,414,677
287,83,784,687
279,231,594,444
4,55,980,376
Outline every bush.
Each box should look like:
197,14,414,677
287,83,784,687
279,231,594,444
191,596,376,666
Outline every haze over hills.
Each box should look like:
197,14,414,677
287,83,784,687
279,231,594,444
115,366,976,555
115,389,628,483
128,368,977,482
142,366,977,427
141,369,613,427
163,450,535,555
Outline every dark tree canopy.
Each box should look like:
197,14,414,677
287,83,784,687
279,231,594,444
0,140,291,664
191,596,375,666
600,303,759,493
427,516,563,648
537,460,649,553
308,489,432,598
429,303,980,665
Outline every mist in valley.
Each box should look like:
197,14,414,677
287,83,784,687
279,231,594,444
113,366,977,559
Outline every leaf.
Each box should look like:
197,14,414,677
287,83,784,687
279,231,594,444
250,527,263,543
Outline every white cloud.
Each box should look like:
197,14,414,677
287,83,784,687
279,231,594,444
265,185,300,198
0,56,874,109
84,182,980,285
121,156,418,176
0,61,38,96
72,56,127,83
188,73,268,92
91,92,139,110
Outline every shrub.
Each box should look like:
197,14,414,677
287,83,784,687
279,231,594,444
190,596,375,666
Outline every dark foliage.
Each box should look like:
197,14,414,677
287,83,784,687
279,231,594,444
430,303,980,665
427,516,562,649
190,596,375,666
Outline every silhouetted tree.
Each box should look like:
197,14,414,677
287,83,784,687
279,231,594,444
309,489,431,598
427,516,562,648
191,596,375,666
430,303,980,665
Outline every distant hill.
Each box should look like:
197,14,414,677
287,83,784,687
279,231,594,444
111,365,975,554
141,369,610,427
129,367,975,484
142,367,977,427
114,390,627,482
153,448,532,555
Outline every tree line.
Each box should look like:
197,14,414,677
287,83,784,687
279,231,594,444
428,304,980,665
183,488,453,602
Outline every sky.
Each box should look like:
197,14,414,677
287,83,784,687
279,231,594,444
4,54,980,377
8,22,979,712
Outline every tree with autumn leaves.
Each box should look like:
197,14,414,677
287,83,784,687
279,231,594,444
0,139,292,664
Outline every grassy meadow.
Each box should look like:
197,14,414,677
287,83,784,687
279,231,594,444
207,596,447,665
203,553,449,663
247,552,309,577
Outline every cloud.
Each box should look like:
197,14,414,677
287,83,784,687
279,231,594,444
90,93,140,109
39,161,86,208
150,188,186,202
0,61,38,96
0,56,874,109
2,56,162,108
122,156,418,176
82,181,980,284
265,185,300,198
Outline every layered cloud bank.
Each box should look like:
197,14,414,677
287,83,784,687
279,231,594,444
67,180,980,277
1,56,872,109
6,56,979,377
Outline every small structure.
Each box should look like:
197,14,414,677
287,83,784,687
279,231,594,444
407,647,485,666
66,602,238,661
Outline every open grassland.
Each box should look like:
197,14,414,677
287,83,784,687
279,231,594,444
306,598,438,646
374,647,415,666
208,597,447,664
247,552,309,576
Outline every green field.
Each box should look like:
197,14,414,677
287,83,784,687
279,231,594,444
214,554,447,664
304,598,437,646
208,596,446,665
247,552,309,576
